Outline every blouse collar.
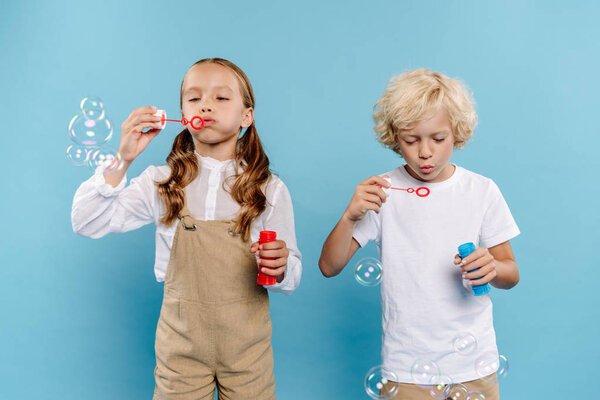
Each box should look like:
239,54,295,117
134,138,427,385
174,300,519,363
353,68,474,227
195,151,236,170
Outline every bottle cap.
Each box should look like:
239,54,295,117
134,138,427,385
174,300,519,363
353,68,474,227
259,231,276,243
153,109,166,130
381,175,392,198
458,242,476,259
257,274,277,285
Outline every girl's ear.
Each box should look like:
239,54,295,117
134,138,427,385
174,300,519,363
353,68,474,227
241,107,254,128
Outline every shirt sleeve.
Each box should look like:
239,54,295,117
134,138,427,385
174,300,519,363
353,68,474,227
352,209,382,248
71,165,161,238
479,180,520,248
258,178,302,295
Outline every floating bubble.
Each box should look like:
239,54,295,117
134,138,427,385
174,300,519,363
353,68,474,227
354,257,383,286
364,365,398,400
474,352,498,380
447,383,469,400
87,147,122,173
68,112,113,146
474,352,508,383
66,144,90,166
80,96,105,120
496,355,509,380
466,391,486,400
453,333,478,355
410,358,440,387
429,374,453,399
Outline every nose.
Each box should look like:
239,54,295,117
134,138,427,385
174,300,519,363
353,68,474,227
199,98,212,113
418,141,432,159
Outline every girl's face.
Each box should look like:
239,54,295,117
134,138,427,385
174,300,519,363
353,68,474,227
397,108,455,183
181,63,253,158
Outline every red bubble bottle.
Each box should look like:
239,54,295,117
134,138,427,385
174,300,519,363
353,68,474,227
257,231,277,286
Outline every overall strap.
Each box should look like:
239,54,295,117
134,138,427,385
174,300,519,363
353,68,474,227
177,204,197,231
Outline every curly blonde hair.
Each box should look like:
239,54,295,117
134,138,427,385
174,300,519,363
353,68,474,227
373,68,477,157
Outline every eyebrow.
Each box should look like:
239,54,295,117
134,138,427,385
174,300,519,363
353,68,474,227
183,85,234,94
402,130,451,138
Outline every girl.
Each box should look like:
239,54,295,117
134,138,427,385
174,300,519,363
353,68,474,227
72,58,302,399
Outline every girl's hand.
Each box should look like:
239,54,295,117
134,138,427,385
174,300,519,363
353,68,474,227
454,247,497,285
343,175,390,223
250,240,289,283
118,106,164,162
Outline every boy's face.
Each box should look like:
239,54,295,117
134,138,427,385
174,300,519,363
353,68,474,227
398,108,455,183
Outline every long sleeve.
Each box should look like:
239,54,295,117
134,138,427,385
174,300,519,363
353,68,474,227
71,166,162,238
258,178,302,295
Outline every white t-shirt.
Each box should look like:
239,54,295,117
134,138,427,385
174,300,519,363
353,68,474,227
71,152,302,295
353,164,520,383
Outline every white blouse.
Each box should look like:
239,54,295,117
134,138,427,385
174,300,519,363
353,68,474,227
71,152,302,295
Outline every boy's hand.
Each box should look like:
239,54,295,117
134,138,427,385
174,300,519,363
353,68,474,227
343,175,390,223
454,247,497,285
250,240,289,283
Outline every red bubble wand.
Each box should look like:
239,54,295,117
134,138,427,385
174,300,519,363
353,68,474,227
379,184,431,197
160,113,205,130
390,186,430,197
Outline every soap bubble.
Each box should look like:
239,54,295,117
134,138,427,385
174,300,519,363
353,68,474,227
466,391,486,400
68,112,113,146
429,374,453,399
80,96,105,120
453,333,478,355
354,257,383,286
474,352,508,383
87,146,123,173
447,383,469,400
364,365,398,400
410,358,440,387
496,355,509,380
66,144,90,166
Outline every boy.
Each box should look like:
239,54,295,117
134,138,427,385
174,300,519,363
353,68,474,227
319,69,520,399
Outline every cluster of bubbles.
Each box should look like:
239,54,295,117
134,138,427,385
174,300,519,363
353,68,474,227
66,96,123,174
363,333,509,399
353,256,509,398
354,257,383,286
407,354,508,400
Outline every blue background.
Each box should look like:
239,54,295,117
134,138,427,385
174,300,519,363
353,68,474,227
1,1,598,398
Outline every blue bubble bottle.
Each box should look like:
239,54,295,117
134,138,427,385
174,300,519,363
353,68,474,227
458,242,490,296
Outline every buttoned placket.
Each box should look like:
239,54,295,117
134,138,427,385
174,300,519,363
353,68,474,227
204,162,226,220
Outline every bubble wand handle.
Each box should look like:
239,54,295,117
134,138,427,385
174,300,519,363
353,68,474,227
458,242,490,296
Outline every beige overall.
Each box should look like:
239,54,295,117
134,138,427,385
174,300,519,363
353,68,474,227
153,203,276,400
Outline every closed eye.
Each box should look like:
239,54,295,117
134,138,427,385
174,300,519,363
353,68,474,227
217,97,229,101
